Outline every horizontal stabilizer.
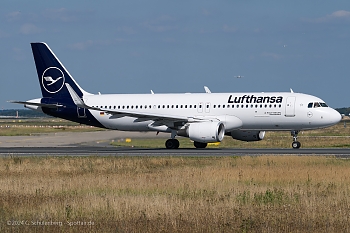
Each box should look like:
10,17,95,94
8,100,63,108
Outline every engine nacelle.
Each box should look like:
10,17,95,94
178,121,225,143
230,130,265,142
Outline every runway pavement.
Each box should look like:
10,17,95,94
0,147,349,157
0,131,349,157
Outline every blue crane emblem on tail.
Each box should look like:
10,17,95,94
41,67,65,93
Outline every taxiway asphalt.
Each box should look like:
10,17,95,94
0,131,349,157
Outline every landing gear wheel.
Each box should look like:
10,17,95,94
292,141,301,149
194,141,207,149
165,139,179,149
291,130,301,149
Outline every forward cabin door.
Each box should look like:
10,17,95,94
285,97,296,117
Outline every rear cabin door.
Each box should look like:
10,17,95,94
77,107,87,118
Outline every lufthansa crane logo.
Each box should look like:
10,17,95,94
41,67,65,93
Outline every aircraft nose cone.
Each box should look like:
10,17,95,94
330,109,342,125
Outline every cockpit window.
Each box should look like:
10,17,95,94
308,102,328,108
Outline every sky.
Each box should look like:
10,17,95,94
1,1,350,109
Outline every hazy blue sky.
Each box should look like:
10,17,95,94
1,1,350,109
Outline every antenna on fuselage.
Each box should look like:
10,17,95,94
204,86,211,93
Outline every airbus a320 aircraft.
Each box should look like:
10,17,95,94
11,43,341,149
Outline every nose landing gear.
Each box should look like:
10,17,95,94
291,130,301,149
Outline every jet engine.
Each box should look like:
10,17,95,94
177,121,225,143
230,130,265,142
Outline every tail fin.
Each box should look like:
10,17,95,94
31,42,91,98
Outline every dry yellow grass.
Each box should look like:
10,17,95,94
1,155,350,232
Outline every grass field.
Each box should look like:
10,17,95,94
1,155,350,232
1,118,350,232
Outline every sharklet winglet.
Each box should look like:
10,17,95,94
65,83,86,108
65,83,100,111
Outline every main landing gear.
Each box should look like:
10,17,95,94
165,139,179,149
291,130,301,149
165,139,208,149
165,131,209,149
165,130,180,149
194,141,207,148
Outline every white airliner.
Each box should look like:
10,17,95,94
10,43,341,149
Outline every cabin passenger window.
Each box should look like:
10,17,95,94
213,105,216,108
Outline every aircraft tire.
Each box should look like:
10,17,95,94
194,141,207,148
165,139,179,149
292,141,301,149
